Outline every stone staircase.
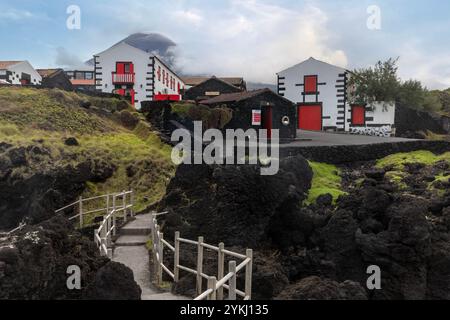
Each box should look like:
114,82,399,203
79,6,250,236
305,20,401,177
112,213,188,300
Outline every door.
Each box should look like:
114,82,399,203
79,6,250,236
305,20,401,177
298,104,322,131
263,105,273,139
351,105,366,126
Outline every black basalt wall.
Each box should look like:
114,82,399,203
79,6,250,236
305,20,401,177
280,140,450,164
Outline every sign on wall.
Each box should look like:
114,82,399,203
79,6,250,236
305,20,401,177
252,109,262,126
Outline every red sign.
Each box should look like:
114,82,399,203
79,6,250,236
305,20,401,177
252,110,261,125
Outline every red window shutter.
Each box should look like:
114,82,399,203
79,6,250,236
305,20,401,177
352,106,366,125
304,76,318,94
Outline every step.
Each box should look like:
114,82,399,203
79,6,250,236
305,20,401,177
114,235,149,246
120,226,151,236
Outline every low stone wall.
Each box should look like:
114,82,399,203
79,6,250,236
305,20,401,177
280,140,450,164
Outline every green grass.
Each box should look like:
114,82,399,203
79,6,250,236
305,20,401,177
305,161,346,205
376,150,450,170
376,150,450,190
0,87,176,223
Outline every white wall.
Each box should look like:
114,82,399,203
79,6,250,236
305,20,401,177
8,61,41,85
153,57,184,96
94,42,152,109
94,42,184,109
347,101,396,136
278,57,347,131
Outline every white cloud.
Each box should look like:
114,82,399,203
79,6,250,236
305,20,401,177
0,8,34,21
397,41,450,90
172,9,204,27
173,1,348,83
55,47,84,68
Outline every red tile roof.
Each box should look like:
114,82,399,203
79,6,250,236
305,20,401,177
70,79,95,85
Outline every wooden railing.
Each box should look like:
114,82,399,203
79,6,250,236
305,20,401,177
150,212,253,300
54,190,134,258
92,191,134,258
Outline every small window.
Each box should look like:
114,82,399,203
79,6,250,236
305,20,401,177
75,72,84,79
304,75,318,94
124,63,130,73
85,72,93,80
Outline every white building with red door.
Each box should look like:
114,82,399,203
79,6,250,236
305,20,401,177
277,57,395,136
93,42,184,109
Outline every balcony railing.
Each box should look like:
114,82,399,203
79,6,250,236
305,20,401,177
112,72,135,84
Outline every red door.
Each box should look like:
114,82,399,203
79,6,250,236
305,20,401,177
298,105,322,131
263,106,273,139
351,105,365,125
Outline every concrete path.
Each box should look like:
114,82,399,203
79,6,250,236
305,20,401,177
286,130,417,147
112,213,188,300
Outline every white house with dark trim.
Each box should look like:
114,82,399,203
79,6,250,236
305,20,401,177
277,57,395,136
93,42,184,109
0,61,42,86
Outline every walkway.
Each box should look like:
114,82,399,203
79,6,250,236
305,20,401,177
112,213,188,300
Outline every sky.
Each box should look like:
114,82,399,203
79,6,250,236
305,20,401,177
1,0,450,89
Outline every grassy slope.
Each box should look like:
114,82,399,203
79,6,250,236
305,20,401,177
305,161,346,205
376,150,450,192
0,87,175,220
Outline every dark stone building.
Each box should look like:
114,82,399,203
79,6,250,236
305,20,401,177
201,88,296,141
184,77,243,101
37,69,73,91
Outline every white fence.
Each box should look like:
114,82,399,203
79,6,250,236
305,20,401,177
55,190,134,258
150,212,253,300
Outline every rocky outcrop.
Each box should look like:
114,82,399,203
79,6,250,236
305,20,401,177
159,155,313,248
159,153,450,300
0,216,139,300
276,276,367,300
0,143,115,229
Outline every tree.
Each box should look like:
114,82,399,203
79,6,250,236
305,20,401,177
349,58,443,113
348,58,400,107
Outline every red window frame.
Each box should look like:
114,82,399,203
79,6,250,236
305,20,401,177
304,75,318,94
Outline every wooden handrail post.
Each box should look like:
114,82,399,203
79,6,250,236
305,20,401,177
217,242,225,300
207,276,217,300
174,231,180,282
196,236,204,296
151,218,158,279
158,231,164,285
79,196,83,229
245,249,253,299
130,189,135,217
112,195,117,236
229,260,237,300
122,190,127,222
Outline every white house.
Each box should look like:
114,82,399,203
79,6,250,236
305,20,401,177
93,42,184,109
277,57,396,136
0,61,42,86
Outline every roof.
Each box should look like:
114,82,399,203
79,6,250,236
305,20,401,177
277,57,348,75
0,61,23,69
201,88,291,105
36,69,62,78
182,76,244,87
71,79,95,86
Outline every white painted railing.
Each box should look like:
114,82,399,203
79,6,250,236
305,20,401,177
150,212,253,300
92,191,134,258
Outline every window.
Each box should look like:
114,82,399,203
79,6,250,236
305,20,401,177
304,75,318,94
0,70,7,76
85,72,93,80
75,72,84,79
124,63,130,73
157,66,161,81
351,105,366,126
